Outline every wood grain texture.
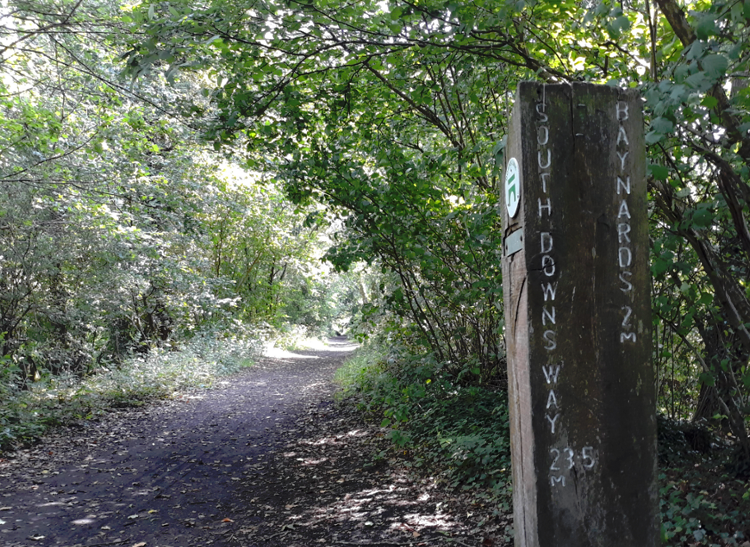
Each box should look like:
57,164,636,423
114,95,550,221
501,82,658,547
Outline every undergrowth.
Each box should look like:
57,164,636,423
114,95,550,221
0,329,263,454
657,417,750,545
335,345,512,508
337,348,750,545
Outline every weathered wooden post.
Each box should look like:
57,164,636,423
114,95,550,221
500,82,658,546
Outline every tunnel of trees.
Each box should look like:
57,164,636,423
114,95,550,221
1,0,749,489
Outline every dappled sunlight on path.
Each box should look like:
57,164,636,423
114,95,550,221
262,336,359,359
0,335,506,547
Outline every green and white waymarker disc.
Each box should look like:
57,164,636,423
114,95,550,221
505,157,520,218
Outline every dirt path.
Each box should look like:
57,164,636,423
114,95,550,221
0,338,507,547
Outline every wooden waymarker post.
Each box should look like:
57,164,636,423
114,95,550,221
500,82,658,546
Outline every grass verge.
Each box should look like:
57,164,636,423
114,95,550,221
0,330,263,454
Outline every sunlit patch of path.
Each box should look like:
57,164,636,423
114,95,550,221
263,337,359,359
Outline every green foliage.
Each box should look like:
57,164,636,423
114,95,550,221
124,0,512,381
196,173,335,330
2,0,750,513
0,0,342,390
657,416,750,544
659,470,750,545
122,0,750,466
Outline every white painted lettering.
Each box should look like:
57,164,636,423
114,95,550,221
565,448,575,469
617,125,629,146
617,176,631,195
541,232,554,254
538,149,551,169
618,247,632,268
622,305,632,328
543,330,557,351
542,306,556,326
618,222,631,244
541,172,550,193
619,271,633,292
616,101,629,121
536,102,549,122
620,332,637,343
538,198,552,217
582,446,596,469
550,448,560,470
537,125,549,145
542,255,556,276
542,364,561,384
541,282,557,302
618,199,631,220
546,389,558,410
617,150,629,171
546,413,560,434
551,475,566,487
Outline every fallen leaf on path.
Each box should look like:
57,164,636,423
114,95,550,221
222,518,234,523
132,543,147,547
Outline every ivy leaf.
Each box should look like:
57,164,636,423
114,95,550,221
685,40,706,61
645,130,663,144
689,205,714,228
699,371,716,387
652,258,670,278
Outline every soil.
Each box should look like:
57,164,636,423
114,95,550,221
0,338,508,547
